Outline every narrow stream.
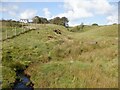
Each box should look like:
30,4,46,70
13,70,34,90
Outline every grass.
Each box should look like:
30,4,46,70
2,66,16,89
26,61,91,88
1,23,118,88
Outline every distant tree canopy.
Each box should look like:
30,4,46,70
81,22,84,29
68,22,85,32
92,23,98,26
32,16,49,24
32,16,40,24
113,23,117,25
49,17,69,27
1,19,22,27
32,16,69,27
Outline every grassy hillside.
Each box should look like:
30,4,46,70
1,23,118,88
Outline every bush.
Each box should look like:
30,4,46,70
70,26,81,32
2,20,22,27
92,23,98,26
113,23,117,25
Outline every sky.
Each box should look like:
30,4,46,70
0,0,119,26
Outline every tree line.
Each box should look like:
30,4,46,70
1,19,22,27
32,16,69,27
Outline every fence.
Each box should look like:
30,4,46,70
0,23,39,42
0,23,60,42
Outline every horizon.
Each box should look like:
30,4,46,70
1,0,119,26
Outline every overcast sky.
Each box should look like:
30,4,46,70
0,0,119,26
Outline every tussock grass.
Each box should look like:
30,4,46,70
2,24,118,88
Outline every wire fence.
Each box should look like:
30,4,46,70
0,22,61,42
0,21,2,89
0,23,39,42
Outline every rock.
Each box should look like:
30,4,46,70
115,37,118,40
87,41,98,45
53,29,62,34
70,60,74,64
48,35,54,40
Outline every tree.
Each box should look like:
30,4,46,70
92,23,98,26
40,17,49,24
113,23,117,25
81,22,84,30
49,17,69,27
61,17,69,27
49,19,53,24
32,16,41,24
32,16,49,24
53,17,61,25
32,16,69,26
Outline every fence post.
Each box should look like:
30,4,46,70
6,29,8,39
14,27,16,36
22,22,24,32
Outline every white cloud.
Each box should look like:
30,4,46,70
1,0,65,2
8,11,17,16
106,2,118,24
56,0,94,21
0,7,7,12
43,8,51,18
1,4,37,19
107,14,118,24
1,4,19,18
56,8,93,21
92,0,114,14
53,0,117,25
0,5,18,12
19,9,37,19
68,22,80,27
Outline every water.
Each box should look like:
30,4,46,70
13,72,33,90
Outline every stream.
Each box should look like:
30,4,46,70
13,70,34,90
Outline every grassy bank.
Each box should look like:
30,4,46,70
1,23,118,88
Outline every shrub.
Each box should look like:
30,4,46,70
70,26,81,32
92,23,98,26
2,20,22,27
113,23,117,25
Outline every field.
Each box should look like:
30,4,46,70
0,22,118,89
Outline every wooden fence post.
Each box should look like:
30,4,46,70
22,22,24,32
14,27,16,36
6,29,8,39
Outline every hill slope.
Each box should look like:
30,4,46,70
2,24,118,88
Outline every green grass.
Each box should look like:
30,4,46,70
69,25,99,32
2,66,16,89
26,61,91,88
1,23,118,88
